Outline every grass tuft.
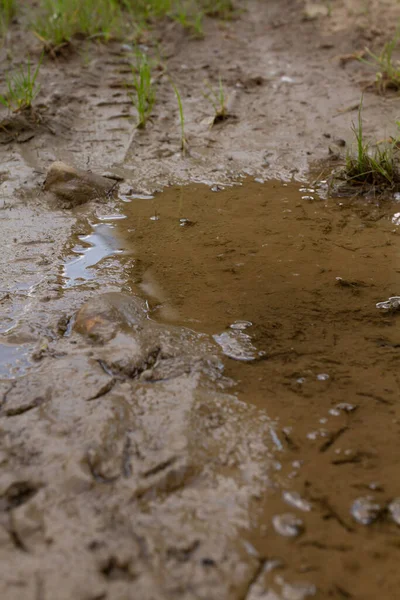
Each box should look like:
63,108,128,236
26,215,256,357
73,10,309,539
171,80,188,153
0,0,16,32
128,50,155,129
170,1,204,37
0,55,43,112
201,0,235,18
33,0,123,48
333,100,400,196
204,76,229,124
362,30,400,93
32,0,235,51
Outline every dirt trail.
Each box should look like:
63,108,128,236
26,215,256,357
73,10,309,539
2,0,400,599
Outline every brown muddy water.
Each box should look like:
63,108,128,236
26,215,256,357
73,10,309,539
59,179,400,598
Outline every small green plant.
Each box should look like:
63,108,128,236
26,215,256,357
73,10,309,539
201,0,234,18
362,30,400,92
122,0,172,20
171,81,188,153
325,1,333,17
341,100,400,192
33,0,123,49
204,76,229,124
128,51,155,128
170,1,204,37
0,0,16,32
0,55,43,112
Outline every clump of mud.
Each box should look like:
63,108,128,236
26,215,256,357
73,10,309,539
0,291,276,600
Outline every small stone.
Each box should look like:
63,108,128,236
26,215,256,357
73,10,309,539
272,513,304,537
44,161,117,208
351,496,381,525
74,292,146,343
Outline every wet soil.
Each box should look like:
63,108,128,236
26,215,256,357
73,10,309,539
2,0,400,598
69,179,400,599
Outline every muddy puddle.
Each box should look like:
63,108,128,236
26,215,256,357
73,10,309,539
59,179,400,598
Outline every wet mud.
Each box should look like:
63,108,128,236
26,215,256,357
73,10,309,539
73,179,400,599
2,0,400,598
1,289,277,600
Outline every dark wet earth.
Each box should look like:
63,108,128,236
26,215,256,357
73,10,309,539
2,180,400,598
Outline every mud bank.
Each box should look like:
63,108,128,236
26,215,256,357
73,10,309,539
0,292,278,600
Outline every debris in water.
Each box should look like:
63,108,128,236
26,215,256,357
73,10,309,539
280,75,296,83
274,575,317,600
351,496,381,525
283,491,312,512
329,402,357,416
213,330,264,362
272,513,304,537
376,297,400,311
119,192,154,202
179,218,195,227
317,373,329,381
388,498,400,526
392,213,400,225
229,320,253,330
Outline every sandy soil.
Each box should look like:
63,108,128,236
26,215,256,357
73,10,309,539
2,0,400,598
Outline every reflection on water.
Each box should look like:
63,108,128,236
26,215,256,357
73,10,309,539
63,221,123,288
